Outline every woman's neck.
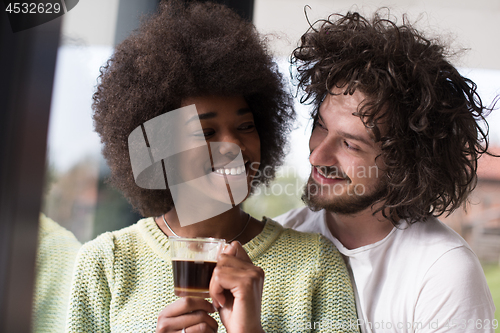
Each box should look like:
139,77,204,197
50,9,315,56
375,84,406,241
155,206,264,244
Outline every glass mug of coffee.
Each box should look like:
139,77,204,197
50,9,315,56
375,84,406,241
169,237,226,298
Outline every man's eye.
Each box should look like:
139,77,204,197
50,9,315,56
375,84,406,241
314,119,326,130
344,140,358,151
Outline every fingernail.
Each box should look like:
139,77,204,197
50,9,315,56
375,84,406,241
223,243,233,253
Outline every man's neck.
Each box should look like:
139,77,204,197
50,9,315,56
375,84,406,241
325,208,395,250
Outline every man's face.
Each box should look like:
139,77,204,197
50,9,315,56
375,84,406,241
302,88,386,214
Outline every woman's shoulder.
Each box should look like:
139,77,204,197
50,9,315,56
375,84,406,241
255,218,348,285
266,217,337,246
260,217,342,260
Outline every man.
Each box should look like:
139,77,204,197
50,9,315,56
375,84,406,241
275,11,496,333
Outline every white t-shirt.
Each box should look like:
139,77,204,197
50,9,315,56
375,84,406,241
274,207,496,333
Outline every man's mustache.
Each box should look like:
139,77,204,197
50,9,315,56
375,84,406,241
314,165,352,183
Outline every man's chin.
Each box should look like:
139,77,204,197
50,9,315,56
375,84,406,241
301,178,387,215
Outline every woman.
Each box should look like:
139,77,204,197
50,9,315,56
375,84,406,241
65,1,359,332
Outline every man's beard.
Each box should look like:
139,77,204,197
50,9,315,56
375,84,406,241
301,175,387,215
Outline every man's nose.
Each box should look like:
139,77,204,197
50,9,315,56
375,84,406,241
309,136,337,167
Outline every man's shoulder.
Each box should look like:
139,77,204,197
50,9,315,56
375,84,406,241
385,217,477,277
397,216,470,252
405,219,496,322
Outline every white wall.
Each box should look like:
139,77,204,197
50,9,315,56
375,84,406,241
254,0,500,69
61,0,120,46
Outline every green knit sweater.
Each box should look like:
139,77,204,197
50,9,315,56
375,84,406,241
66,218,359,332
33,214,82,333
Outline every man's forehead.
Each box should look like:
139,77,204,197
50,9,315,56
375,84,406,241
318,91,384,144
319,89,366,118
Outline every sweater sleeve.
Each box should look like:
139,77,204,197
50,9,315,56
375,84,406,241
311,235,360,333
65,233,116,333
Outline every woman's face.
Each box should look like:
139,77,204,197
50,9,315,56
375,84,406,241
175,95,261,207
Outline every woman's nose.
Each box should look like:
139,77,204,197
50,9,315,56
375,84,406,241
217,140,243,157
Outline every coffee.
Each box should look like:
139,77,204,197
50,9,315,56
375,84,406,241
172,260,217,297
169,237,225,298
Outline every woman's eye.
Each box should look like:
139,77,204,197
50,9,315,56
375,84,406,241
193,130,214,138
238,122,255,131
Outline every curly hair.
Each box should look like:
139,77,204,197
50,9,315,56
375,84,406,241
292,10,495,225
93,0,294,217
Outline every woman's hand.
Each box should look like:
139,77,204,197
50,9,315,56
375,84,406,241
156,297,218,333
210,241,265,333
